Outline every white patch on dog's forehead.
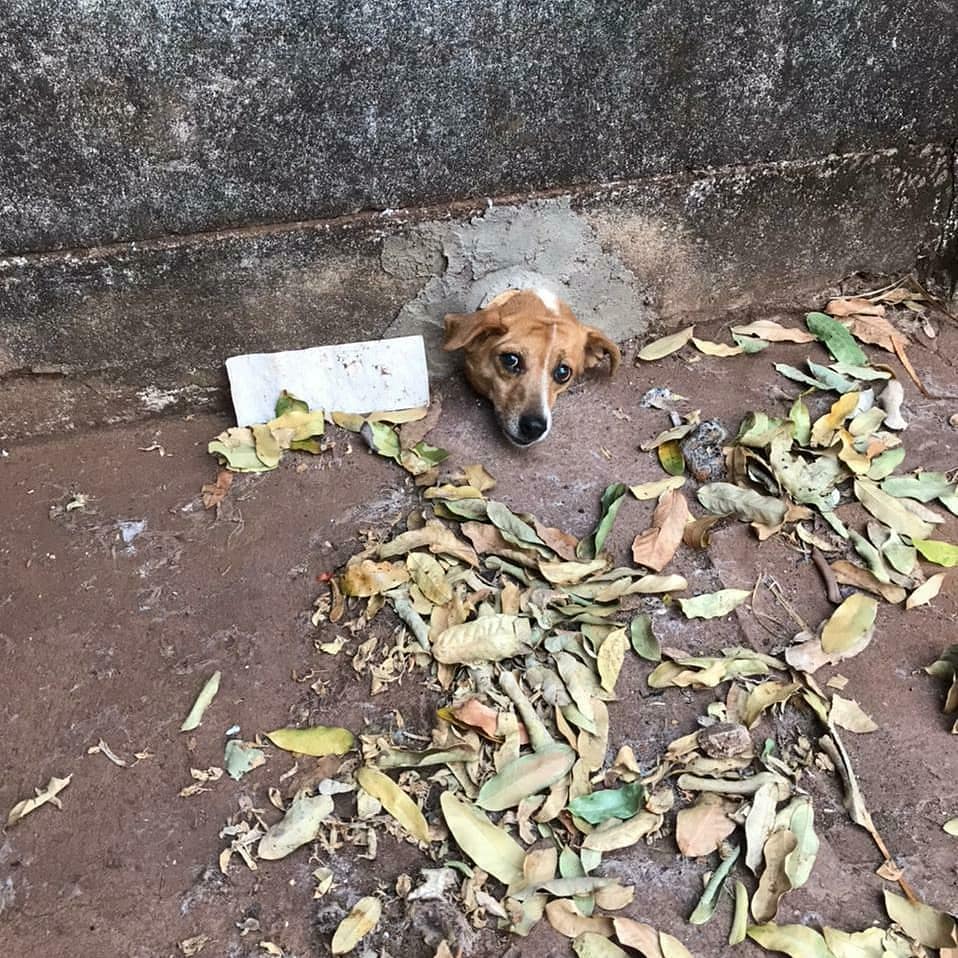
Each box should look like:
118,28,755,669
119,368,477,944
534,287,560,314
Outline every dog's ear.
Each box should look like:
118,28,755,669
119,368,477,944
583,327,621,375
442,307,506,352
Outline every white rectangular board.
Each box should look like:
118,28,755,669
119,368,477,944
226,335,430,426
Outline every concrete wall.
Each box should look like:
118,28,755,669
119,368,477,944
1,0,956,436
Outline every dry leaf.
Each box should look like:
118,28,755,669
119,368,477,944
675,794,736,857
341,559,410,597
180,671,222,732
730,320,815,343
637,326,694,361
6,774,72,827
432,615,532,664
630,476,686,500
266,726,355,757
692,337,743,357
545,899,615,938
258,793,334,860
906,573,946,610
631,489,690,572
331,896,382,955
821,593,877,654
883,889,958,949
476,742,575,811
201,469,234,509
356,766,430,843
825,297,886,317
829,695,878,733
439,791,525,884
751,829,798,922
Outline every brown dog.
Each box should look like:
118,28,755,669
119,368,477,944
442,288,620,446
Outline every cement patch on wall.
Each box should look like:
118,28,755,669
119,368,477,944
0,144,952,438
382,199,653,377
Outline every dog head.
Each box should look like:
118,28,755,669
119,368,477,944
442,288,620,446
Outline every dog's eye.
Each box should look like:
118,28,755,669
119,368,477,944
553,363,573,384
499,352,522,373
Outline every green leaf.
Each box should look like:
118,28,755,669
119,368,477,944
567,781,645,825
788,397,811,446
914,538,958,567
274,390,309,416
223,739,265,780
577,483,628,559
678,589,751,620
208,427,276,472
774,363,829,390
487,500,547,551
806,311,869,364
629,613,661,662
697,483,786,527
362,420,401,460
733,334,770,354
657,440,686,476
867,447,906,481
258,793,334,860
783,799,818,889
882,472,955,502
806,361,860,393
476,742,576,811
689,844,740,924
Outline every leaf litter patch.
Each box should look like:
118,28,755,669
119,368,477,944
149,281,958,956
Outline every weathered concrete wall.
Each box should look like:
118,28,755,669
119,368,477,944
2,0,957,253
1,143,950,438
0,1,955,438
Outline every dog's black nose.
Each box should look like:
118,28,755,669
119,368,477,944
517,414,548,442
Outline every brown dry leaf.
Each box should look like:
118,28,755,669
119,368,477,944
545,899,615,939
398,394,443,447
594,884,635,911
825,297,886,317
675,794,736,857
331,896,383,955
442,699,529,744
683,514,720,549
730,320,816,343
582,811,662,852
631,490,690,572
532,518,579,560
379,521,479,567
201,469,234,509
540,558,610,586
341,559,410,597
612,919,662,957
830,560,907,604
751,829,798,922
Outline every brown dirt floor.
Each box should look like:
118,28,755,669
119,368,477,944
2,308,957,958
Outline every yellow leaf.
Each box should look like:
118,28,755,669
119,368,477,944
692,337,743,357
180,671,222,732
637,325,694,361
820,593,877,654
829,695,878,733
331,896,382,955
266,726,355,757
629,476,686,499
906,573,947,610
356,766,430,843
439,791,524,884
597,628,628,693
810,391,860,447
730,320,816,343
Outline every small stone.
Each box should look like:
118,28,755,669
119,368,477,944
698,722,753,759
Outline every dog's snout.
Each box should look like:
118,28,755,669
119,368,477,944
517,414,548,442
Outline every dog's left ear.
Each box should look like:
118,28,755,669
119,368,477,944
584,327,621,375
442,307,506,351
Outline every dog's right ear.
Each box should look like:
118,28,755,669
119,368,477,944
442,307,506,352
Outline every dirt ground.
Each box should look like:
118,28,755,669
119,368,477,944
2,307,957,958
